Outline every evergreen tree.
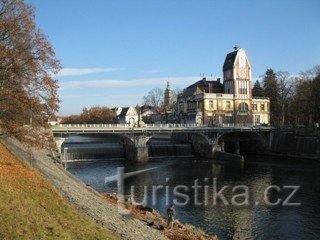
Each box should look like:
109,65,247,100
252,80,263,97
262,69,280,125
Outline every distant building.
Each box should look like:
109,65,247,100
140,105,159,123
176,47,270,125
48,116,63,126
164,81,173,108
115,107,138,125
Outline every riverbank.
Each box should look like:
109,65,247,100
1,137,168,240
0,141,116,239
101,193,218,240
1,137,218,240
270,131,320,161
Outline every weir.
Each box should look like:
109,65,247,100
53,126,273,162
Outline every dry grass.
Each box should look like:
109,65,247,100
101,194,218,240
0,143,117,240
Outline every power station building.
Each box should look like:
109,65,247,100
176,47,270,126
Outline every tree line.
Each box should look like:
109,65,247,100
252,66,320,128
61,106,116,124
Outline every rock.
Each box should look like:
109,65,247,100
147,221,154,227
157,224,164,230
173,221,183,229
135,205,153,212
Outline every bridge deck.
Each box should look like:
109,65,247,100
51,124,274,134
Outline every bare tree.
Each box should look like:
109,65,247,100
292,65,320,126
276,71,293,128
142,88,164,108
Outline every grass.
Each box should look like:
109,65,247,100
0,143,117,240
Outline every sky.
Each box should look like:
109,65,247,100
28,0,320,115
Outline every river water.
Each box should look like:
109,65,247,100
66,137,320,240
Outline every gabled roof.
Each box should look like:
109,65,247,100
223,50,238,71
118,107,129,118
179,78,223,98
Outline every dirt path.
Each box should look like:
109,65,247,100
1,137,169,240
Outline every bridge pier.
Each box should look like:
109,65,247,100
123,135,150,162
55,137,66,154
235,141,240,155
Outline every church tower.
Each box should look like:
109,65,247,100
164,81,173,108
223,46,252,99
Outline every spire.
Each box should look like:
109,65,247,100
166,81,170,89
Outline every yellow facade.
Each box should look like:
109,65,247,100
176,47,270,125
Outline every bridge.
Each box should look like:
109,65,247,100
52,124,274,162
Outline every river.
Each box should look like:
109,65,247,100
65,137,320,240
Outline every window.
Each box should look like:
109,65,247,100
226,101,231,109
209,100,213,108
239,88,247,95
239,102,249,111
252,103,257,111
254,115,260,125
261,103,265,112
224,116,233,123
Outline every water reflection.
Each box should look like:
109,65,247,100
68,156,320,240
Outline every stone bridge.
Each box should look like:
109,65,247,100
52,124,274,162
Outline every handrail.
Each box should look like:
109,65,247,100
51,123,273,130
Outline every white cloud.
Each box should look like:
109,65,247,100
57,68,121,76
59,76,199,90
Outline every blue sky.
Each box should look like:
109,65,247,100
29,0,320,115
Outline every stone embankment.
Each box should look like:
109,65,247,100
1,137,168,240
2,137,218,240
270,130,320,160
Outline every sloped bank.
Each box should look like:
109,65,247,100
0,141,116,239
1,137,218,240
1,137,168,240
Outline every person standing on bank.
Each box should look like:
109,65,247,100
167,204,175,229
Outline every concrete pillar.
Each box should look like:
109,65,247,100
235,141,240,155
123,135,149,162
55,137,66,154
220,142,225,152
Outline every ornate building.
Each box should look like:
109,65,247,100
177,47,270,125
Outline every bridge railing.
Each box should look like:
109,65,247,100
53,123,271,129
54,123,204,129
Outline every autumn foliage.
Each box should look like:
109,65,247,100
61,106,116,124
0,0,60,147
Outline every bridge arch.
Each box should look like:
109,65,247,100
218,131,268,154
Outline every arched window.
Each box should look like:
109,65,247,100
239,102,249,111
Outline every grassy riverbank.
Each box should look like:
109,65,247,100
0,142,117,240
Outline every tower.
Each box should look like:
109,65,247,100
222,47,253,124
164,81,173,108
222,47,252,98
